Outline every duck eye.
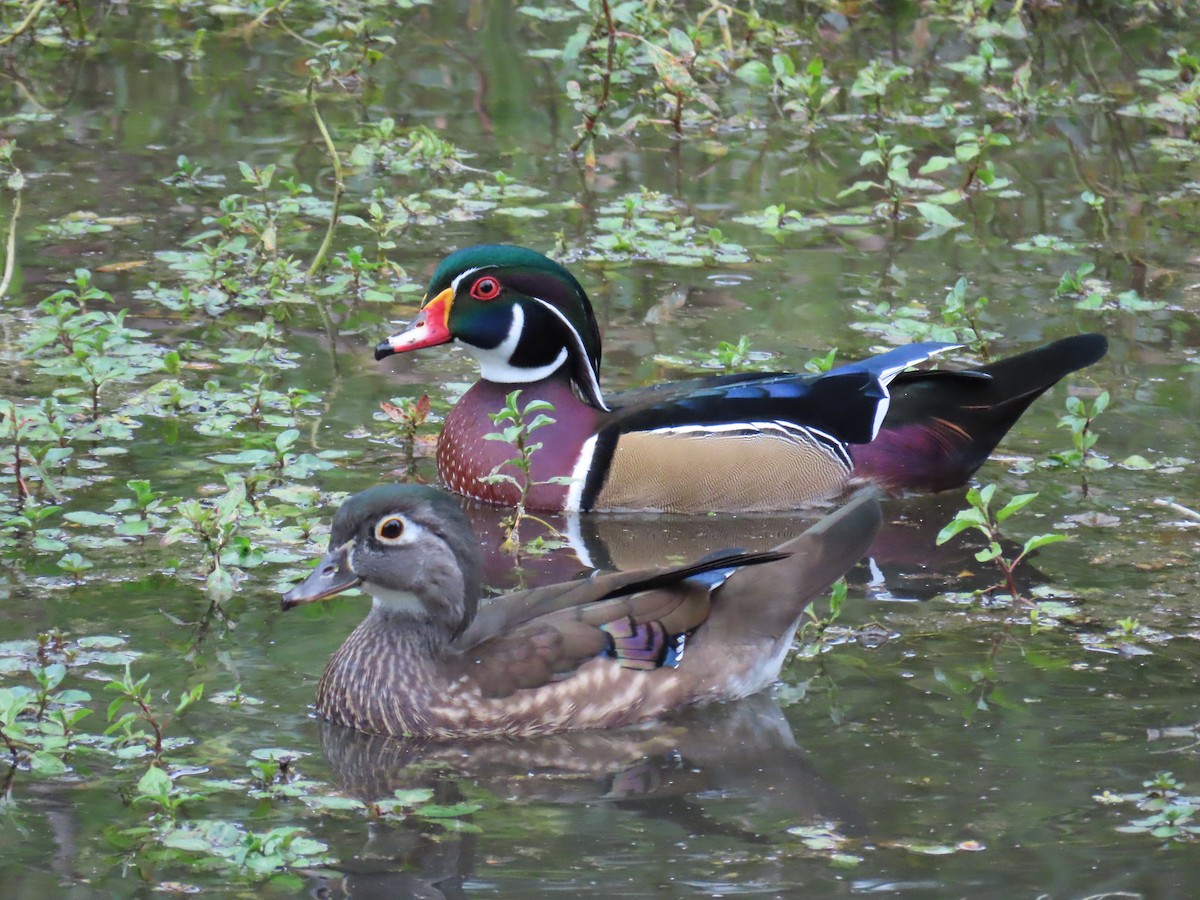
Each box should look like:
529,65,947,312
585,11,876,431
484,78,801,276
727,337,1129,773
375,516,406,542
469,276,502,301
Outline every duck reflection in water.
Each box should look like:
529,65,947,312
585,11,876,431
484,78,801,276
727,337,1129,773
309,693,866,900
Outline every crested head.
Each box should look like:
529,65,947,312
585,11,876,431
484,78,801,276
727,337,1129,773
286,484,483,641
378,245,608,410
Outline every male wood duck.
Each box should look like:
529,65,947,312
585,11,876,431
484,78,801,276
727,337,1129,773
281,483,880,739
375,244,1108,513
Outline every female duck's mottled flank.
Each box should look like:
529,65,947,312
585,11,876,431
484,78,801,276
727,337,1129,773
375,244,1108,513
281,484,881,740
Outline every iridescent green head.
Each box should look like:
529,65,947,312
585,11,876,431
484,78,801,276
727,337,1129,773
376,245,607,410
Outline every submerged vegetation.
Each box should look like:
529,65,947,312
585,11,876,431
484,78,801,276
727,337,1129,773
1,0,1200,893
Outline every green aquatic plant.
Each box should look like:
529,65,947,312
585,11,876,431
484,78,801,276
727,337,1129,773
1046,391,1111,485
163,154,226,191
578,189,749,265
920,125,1012,195
304,45,347,280
378,393,434,473
796,577,848,656
850,58,913,117
133,764,205,819
0,663,92,776
372,787,482,830
164,477,252,601
0,138,21,299
1054,261,1099,304
480,390,570,554
804,348,838,374
936,484,1067,607
840,132,967,229
736,53,836,124
655,335,773,373
938,277,998,358
132,818,333,881
1098,772,1200,843
104,664,203,763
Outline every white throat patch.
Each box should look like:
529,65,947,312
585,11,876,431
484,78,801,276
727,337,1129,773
369,586,426,616
463,303,568,383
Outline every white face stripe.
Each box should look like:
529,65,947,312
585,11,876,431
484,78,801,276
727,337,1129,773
529,297,609,411
450,266,486,295
461,303,569,383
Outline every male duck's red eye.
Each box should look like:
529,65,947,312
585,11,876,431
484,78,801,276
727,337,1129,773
469,276,502,301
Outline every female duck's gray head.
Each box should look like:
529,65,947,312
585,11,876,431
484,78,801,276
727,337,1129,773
281,484,482,641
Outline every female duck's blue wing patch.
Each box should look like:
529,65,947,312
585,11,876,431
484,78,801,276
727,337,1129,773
601,618,688,669
599,549,746,670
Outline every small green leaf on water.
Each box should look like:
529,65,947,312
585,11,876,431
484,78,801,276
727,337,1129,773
304,795,366,811
418,802,483,818
63,511,118,527
206,566,235,603
389,788,435,806
894,840,958,855
918,156,954,175
1119,454,1155,470
1022,533,1068,554
736,61,772,87
995,492,1039,522
138,765,172,798
914,202,964,229
30,751,68,776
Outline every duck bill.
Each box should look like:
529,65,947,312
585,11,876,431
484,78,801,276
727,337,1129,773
375,287,453,360
281,542,362,610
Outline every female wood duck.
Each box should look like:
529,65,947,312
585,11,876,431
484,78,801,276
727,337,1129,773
281,483,880,739
375,244,1108,513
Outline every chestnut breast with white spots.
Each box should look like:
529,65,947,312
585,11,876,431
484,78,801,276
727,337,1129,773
437,378,600,511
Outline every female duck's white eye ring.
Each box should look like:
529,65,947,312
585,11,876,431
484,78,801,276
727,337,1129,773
375,515,406,543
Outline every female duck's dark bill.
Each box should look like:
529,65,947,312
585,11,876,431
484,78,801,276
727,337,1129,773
280,542,363,611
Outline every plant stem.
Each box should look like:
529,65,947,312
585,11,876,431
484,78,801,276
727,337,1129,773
235,0,295,38
305,79,344,281
8,406,28,507
1154,498,1200,522
71,0,87,40
1000,559,1019,605
0,0,53,47
0,191,19,299
1,726,19,761
133,694,164,759
570,0,616,156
